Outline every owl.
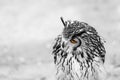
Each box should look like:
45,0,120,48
52,17,106,80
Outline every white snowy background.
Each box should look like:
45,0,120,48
0,0,120,80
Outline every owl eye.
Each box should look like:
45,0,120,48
70,39,77,44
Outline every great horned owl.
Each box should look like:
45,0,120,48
52,17,106,80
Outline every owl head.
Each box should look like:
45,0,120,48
60,17,106,63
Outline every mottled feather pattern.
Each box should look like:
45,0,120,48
52,19,106,80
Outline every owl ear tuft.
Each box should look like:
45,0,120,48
60,17,67,28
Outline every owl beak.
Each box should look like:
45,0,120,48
60,17,67,28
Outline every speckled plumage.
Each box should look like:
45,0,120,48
52,17,106,80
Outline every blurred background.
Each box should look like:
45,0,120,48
0,0,120,80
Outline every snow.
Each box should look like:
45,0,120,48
0,0,120,80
